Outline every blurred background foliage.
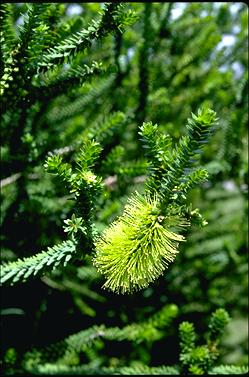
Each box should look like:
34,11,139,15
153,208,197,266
0,2,248,374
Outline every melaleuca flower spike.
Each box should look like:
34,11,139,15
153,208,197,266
93,192,188,294
93,108,218,294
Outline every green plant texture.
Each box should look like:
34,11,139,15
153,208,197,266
0,2,248,375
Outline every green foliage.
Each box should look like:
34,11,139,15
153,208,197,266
1,240,76,285
85,111,127,145
139,111,216,210
138,121,173,182
23,304,178,373
179,322,196,353
209,365,249,375
179,309,231,375
35,61,104,100
45,76,115,125
23,363,180,375
159,108,218,205
1,107,215,292
208,308,231,341
21,307,235,375
0,4,16,62
1,137,104,286
1,2,248,376
37,4,137,72
93,108,216,294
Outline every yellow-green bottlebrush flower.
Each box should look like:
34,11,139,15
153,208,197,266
93,192,188,294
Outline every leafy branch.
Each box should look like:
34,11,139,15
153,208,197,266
93,108,218,294
1,240,76,285
36,3,138,73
